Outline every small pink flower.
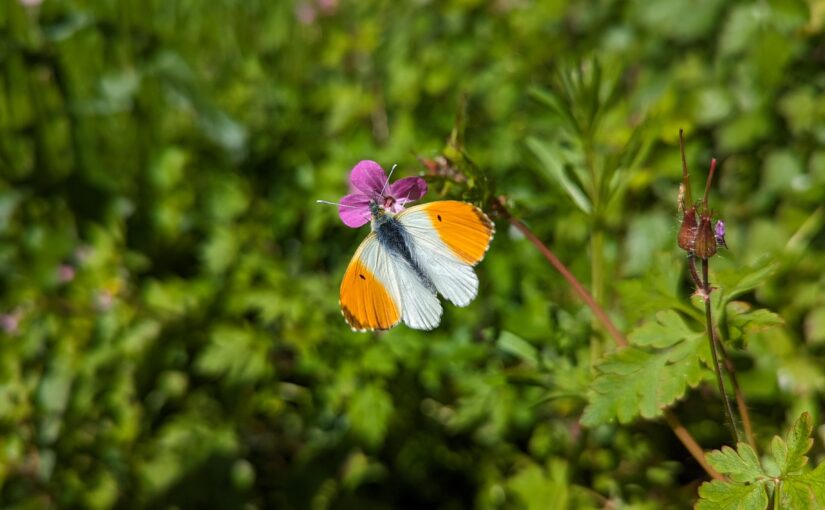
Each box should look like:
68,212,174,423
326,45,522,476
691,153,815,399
317,0,339,15
95,291,114,312
57,264,76,283
295,2,316,25
338,160,427,228
0,310,22,334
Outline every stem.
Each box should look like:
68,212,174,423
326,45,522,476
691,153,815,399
702,259,740,444
590,228,606,361
496,201,723,479
785,204,825,254
702,158,717,215
679,129,693,208
663,409,725,480
715,336,757,451
774,479,781,509
506,213,627,348
687,253,702,292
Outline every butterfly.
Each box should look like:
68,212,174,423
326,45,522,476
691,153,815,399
320,161,495,331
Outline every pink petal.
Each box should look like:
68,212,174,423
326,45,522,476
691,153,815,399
338,193,372,228
349,160,387,195
389,176,427,205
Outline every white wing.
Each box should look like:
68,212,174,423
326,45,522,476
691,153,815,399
396,201,494,307
342,233,442,331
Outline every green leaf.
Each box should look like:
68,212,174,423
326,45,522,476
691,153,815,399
775,412,813,476
629,310,700,348
715,258,779,302
696,479,769,510
526,137,592,214
781,463,825,509
497,330,539,367
726,302,784,342
699,413,825,510
196,326,272,384
582,311,706,425
507,462,569,510
348,384,393,447
706,443,765,483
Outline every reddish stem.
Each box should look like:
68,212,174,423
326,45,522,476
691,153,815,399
679,129,693,208
495,201,727,480
507,214,627,348
664,409,725,480
702,158,717,215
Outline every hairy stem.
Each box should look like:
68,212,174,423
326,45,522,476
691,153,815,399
702,259,740,444
715,336,757,451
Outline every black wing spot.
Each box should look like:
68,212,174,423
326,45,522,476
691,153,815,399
437,214,442,222
359,274,366,280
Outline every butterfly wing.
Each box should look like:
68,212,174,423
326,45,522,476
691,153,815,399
396,201,495,307
340,232,442,331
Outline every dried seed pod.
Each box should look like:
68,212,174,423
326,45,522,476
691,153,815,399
694,215,718,259
678,206,698,252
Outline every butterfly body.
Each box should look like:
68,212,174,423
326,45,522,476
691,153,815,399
340,199,494,331
370,201,438,294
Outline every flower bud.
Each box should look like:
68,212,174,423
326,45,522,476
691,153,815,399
678,206,698,252
694,215,717,259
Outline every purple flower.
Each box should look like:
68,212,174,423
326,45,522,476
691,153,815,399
338,160,427,228
715,220,727,248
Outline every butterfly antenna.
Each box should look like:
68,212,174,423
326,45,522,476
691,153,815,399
316,200,359,209
379,164,397,197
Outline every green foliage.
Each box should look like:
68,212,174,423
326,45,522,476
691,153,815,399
582,311,708,425
1,0,824,507
697,412,825,510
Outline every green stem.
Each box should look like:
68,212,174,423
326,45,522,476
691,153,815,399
590,227,605,362
785,204,825,254
774,479,781,509
703,259,740,444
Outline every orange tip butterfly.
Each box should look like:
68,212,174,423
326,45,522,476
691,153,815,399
319,161,494,331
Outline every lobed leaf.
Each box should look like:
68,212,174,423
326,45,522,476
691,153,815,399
629,310,701,348
706,443,765,483
776,412,814,476
582,312,706,425
780,463,825,509
696,479,769,510
699,413,824,509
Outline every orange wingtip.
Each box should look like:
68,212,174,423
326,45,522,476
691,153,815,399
425,201,495,265
339,259,401,331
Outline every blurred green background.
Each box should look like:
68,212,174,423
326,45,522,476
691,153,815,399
2,0,825,508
